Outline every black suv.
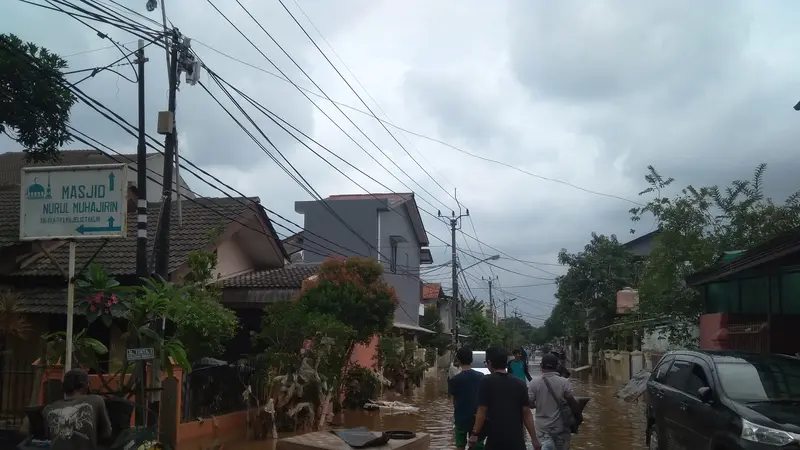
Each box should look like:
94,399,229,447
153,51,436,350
645,350,800,449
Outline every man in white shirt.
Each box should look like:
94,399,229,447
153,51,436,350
527,354,580,450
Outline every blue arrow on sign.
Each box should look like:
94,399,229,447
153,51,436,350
109,172,116,191
75,216,122,235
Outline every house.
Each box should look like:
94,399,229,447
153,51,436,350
219,262,321,360
293,193,435,333
622,230,661,258
685,227,800,355
421,283,454,332
0,183,288,428
0,150,194,202
613,231,699,353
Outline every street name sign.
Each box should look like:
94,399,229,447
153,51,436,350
20,164,128,240
126,347,155,361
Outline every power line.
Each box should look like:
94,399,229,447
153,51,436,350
275,0,459,207
31,0,573,283
472,282,556,289
205,0,452,215
6,4,433,327
285,0,457,193
186,41,642,207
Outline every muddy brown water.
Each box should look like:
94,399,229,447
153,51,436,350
184,366,647,450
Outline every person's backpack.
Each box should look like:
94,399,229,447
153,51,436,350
541,377,582,434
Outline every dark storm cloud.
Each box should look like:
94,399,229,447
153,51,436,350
508,1,751,104
0,0,359,170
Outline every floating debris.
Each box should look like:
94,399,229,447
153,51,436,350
363,400,420,414
615,370,651,403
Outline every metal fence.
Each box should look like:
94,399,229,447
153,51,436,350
0,355,37,432
180,358,258,423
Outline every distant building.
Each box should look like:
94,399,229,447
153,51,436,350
293,193,434,332
622,230,661,258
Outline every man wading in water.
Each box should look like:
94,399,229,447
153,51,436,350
509,348,532,383
448,347,485,450
528,354,581,450
470,348,541,450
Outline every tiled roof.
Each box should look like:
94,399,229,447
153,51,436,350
326,193,413,207
0,187,20,249
222,263,321,289
423,283,443,301
0,150,156,187
12,288,66,314
686,226,800,286
12,287,128,315
6,196,269,278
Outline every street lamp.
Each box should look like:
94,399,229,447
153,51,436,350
458,254,500,274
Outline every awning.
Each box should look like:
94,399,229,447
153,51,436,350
392,322,436,334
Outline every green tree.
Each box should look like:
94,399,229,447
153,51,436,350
172,250,238,360
528,326,547,345
629,164,800,344
255,300,353,373
549,233,641,347
460,297,486,318
0,34,75,163
418,305,451,355
298,257,397,345
460,311,498,349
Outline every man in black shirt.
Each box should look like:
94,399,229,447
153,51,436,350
470,348,541,450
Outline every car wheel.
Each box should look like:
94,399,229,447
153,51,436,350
649,425,661,450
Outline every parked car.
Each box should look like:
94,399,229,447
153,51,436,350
645,349,800,449
470,350,491,375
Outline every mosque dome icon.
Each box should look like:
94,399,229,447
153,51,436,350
26,176,52,200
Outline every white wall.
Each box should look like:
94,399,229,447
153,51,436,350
215,235,253,279
642,325,700,352
127,154,194,202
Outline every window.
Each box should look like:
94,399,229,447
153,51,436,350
683,363,711,396
652,355,675,383
663,359,693,390
717,357,800,402
390,241,398,273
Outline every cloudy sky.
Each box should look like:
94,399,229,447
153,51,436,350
4,0,800,324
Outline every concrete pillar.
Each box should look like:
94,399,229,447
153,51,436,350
631,350,643,375
619,351,631,382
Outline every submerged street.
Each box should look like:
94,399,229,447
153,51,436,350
214,365,647,450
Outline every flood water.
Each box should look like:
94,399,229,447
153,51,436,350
189,366,647,450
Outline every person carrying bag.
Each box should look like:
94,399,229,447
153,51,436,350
528,355,582,450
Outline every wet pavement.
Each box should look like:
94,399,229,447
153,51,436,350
189,365,647,450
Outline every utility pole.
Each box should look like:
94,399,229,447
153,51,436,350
155,29,180,278
134,39,148,427
135,40,148,278
439,208,469,346
483,275,499,323
502,297,517,320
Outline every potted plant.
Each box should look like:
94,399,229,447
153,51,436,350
74,265,190,431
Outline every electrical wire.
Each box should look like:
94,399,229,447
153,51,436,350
203,64,559,279
6,6,457,328
187,39,643,207
25,0,576,283
274,0,459,207
205,0,453,214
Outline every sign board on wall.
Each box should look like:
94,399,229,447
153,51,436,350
19,164,128,240
126,347,155,361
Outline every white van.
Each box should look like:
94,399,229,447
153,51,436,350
468,350,491,375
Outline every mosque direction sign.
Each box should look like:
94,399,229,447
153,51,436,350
20,164,128,240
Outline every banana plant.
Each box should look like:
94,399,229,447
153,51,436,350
45,329,109,368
